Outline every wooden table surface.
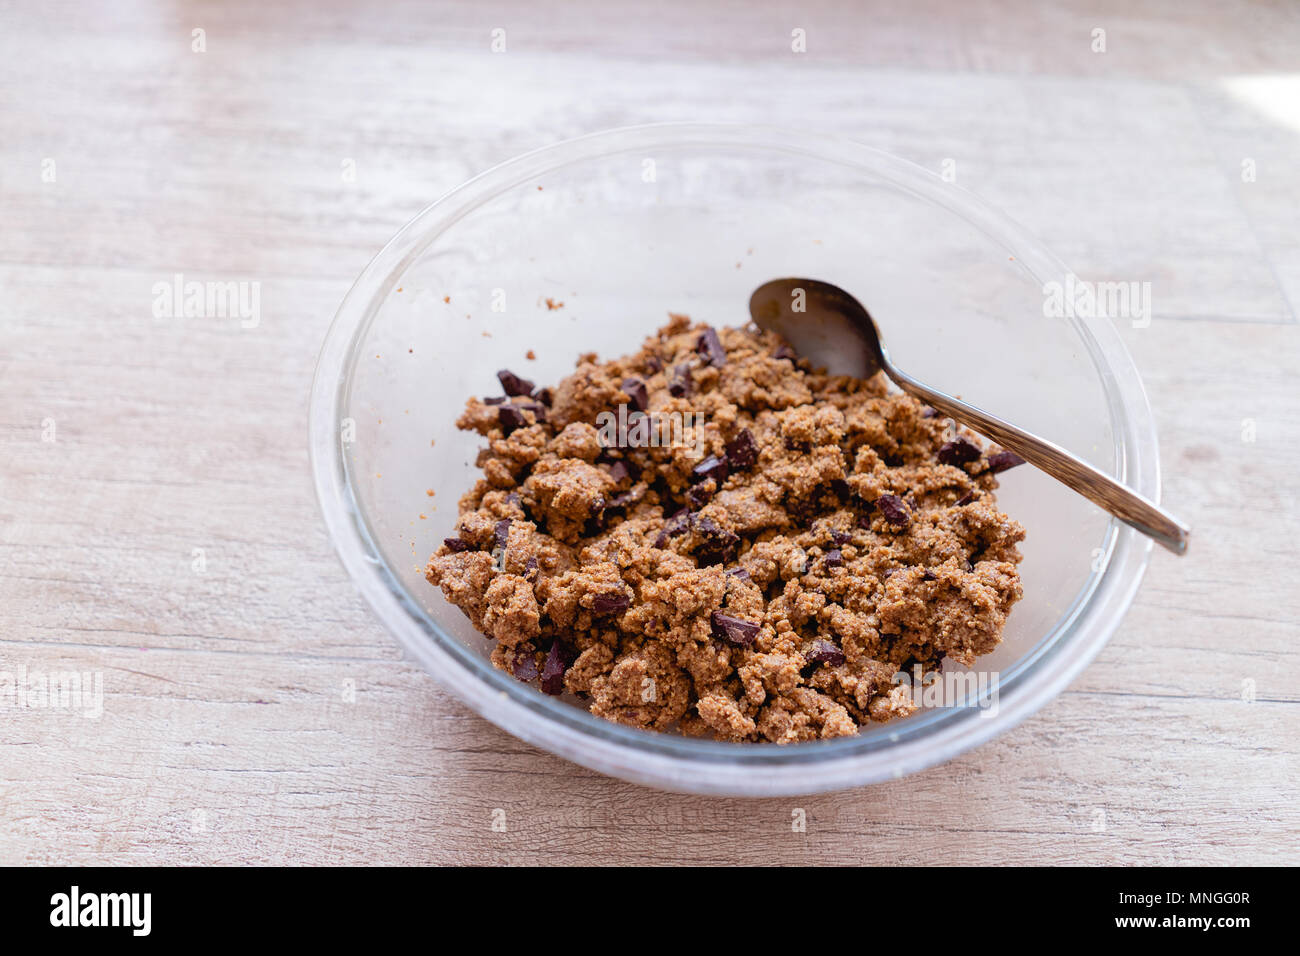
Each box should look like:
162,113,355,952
2,0,1297,865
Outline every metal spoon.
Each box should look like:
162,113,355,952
749,278,1189,555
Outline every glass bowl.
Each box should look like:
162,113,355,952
309,123,1160,795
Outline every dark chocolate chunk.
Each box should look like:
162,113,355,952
687,483,715,509
664,508,692,535
442,536,473,552
830,530,851,546
591,591,631,616
519,401,547,423
805,640,845,667
668,363,693,397
524,555,539,579
937,438,982,467
497,369,535,397
621,377,649,412
691,454,729,484
482,396,506,406
920,568,938,582
581,496,607,536
873,494,910,528
653,508,693,547
882,568,897,580
512,651,540,682
921,406,939,418
724,429,758,470
534,386,554,406
540,641,570,695
772,343,797,362
988,450,1026,474
725,567,751,582
710,611,760,647
645,354,663,373
784,437,811,454
825,549,843,568
955,490,977,506
498,405,527,432
693,516,739,565
493,518,511,551
696,327,726,366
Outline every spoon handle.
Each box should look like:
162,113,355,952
887,368,1190,555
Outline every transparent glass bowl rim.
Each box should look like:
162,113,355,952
308,122,1158,796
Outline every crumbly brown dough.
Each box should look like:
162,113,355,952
426,316,1025,743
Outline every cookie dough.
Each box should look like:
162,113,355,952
426,315,1025,742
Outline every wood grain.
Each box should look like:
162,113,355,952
1,0,1297,865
